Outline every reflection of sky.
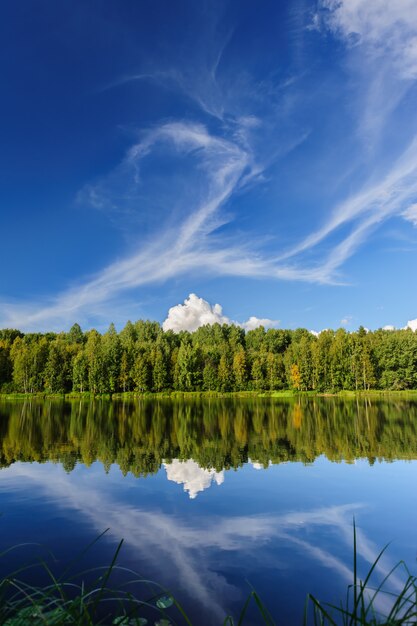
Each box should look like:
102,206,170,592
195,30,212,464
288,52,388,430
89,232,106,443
0,458,416,624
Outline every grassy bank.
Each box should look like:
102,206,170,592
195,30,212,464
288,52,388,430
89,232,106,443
1,389,417,402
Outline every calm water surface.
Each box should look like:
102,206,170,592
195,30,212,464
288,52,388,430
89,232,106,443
0,397,416,624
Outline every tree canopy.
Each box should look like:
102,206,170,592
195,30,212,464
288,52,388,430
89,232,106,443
0,322,416,394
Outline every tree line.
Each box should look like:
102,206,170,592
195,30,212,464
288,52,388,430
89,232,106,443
0,320,416,394
1,397,417,474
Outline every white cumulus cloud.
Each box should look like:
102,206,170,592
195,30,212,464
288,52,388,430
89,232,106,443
382,319,417,331
162,294,279,333
406,318,417,331
309,328,330,336
241,316,278,332
162,294,229,332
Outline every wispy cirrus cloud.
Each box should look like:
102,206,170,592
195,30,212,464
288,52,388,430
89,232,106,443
402,203,417,227
320,0,417,79
279,132,417,281
2,1,417,332
1,121,253,330
3,116,417,330
275,0,417,287
317,0,417,146
0,115,312,331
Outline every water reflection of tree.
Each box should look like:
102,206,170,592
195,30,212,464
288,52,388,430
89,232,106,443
1,398,417,475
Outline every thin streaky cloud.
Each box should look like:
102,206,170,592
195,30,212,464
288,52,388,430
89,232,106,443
318,0,417,148
98,72,165,93
280,134,417,262
3,118,417,330
0,118,319,331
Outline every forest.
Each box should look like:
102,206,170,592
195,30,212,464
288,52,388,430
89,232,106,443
1,396,417,473
0,321,416,394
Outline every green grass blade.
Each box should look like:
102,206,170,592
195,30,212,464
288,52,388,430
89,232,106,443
306,593,339,626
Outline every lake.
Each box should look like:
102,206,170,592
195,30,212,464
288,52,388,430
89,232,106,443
0,396,416,624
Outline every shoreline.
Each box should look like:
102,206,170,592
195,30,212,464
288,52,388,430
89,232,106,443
1,389,417,401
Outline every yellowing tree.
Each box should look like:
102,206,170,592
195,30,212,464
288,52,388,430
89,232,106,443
290,363,302,390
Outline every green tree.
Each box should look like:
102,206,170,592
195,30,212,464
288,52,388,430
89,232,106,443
44,336,72,393
152,347,168,391
67,323,84,344
233,347,248,390
102,323,121,393
72,350,88,393
203,357,219,391
218,352,232,392
132,351,151,392
10,337,31,393
265,352,285,389
85,330,105,394
175,341,202,391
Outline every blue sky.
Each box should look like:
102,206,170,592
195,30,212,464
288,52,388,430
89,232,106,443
1,0,417,333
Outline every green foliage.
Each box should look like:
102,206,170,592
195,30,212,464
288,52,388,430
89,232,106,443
102,324,121,393
2,321,417,394
85,331,105,394
73,352,88,393
232,348,248,390
44,336,73,393
67,323,84,345
175,341,202,391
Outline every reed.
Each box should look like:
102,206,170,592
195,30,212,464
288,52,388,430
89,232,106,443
305,523,417,625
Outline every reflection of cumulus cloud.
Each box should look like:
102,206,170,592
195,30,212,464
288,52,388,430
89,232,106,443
249,459,271,470
164,459,224,499
162,293,279,333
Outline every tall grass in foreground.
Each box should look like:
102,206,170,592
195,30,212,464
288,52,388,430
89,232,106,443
0,525,416,625
0,531,192,626
306,522,417,626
